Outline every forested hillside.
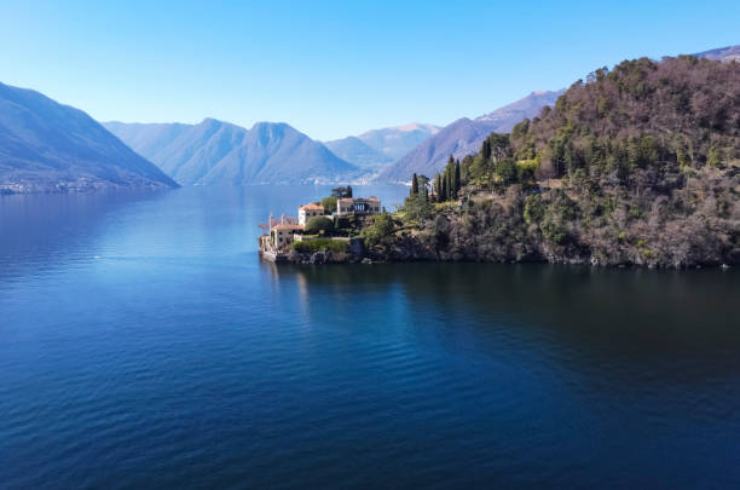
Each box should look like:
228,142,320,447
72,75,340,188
370,56,739,268
506,56,738,181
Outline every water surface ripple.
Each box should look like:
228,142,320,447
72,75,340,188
1,186,738,489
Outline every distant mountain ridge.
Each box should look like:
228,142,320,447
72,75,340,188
324,136,393,171
377,90,563,182
355,123,441,161
0,82,177,193
325,123,440,171
694,45,740,63
5,45,735,191
105,119,360,185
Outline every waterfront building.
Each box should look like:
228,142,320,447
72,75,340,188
336,197,381,216
298,203,325,226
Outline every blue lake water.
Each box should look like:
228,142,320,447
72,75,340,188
1,185,739,489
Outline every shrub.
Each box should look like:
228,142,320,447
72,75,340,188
292,238,348,254
495,159,518,184
321,196,338,213
305,216,334,234
523,194,545,225
402,194,432,223
516,159,539,183
334,216,351,230
361,213,396,248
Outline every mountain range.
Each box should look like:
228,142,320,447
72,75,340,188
694,45,740,63
2,44,735,192
353,123,442,161
377,90,563,182
105,119,360,185
324,123,440,172
0,82,177,193
323,136,393,171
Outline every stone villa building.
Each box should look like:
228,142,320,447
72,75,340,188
259,196,382,261
336,196,381,216
298,203,325,226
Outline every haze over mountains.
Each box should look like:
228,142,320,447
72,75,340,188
1,44,736,192
0,82,177,193
355,124,442,161
377,90,563,181
108,119,443,184
323,136,393,171
105,119,360,185
325,123,440,172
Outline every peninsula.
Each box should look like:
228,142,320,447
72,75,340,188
260,55,739,268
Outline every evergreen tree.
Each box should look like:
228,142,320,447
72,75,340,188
435,174,442,201
417,175,430,202
331,185,353,198
410,173,419,196
452,161,461,198
482,138,492,162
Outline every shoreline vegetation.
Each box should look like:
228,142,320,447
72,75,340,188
266,56,739,269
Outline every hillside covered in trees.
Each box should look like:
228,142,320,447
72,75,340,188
365,56,739,268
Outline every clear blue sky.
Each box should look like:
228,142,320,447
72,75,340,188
0,0,737,140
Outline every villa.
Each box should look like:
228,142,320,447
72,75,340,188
259,195,382,262
258,216,303,260
270,222,303,249
336,196,381,217
298,202,325,226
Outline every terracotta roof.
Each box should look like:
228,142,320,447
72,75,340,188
299,202,324,210
272,223,304,231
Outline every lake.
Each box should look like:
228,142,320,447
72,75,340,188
1,185,739,489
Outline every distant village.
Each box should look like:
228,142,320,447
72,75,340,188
259,186,382,262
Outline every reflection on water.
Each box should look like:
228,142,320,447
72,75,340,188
1,185,739,489
0,191,168,283
273,262,740,381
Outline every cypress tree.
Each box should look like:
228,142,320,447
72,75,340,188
449,162,459,199
435,174,442,201
482,138,492,162
417,175,429,202
455,161,461,192
440,173,447,201
410,173,419,196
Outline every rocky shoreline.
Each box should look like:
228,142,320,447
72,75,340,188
273,234,736,269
